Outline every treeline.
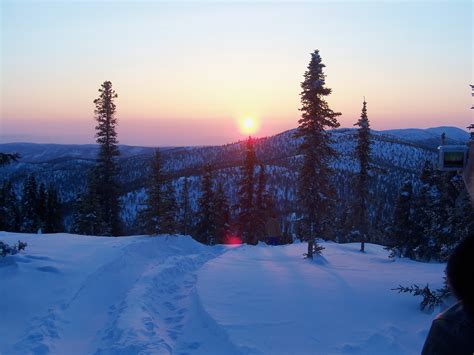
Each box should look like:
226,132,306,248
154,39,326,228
386,161,473,261
0,175,63,234
72,138,279,246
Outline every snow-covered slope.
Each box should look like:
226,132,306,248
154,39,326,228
0,143,161,163
0,233,446,354
0,126,444,234
380,126,469,145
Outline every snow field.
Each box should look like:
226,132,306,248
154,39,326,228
0,233,445,354
197,242,445,354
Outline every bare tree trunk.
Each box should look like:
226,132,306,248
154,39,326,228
307,238,314,259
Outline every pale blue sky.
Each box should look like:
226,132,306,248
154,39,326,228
1,0,472,145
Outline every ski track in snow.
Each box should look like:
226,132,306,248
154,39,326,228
1,234,236,355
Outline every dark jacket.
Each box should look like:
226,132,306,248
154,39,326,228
422,302,474,355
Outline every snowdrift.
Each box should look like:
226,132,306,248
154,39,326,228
0,233,445,354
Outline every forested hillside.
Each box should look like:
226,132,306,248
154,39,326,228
1,126,467,240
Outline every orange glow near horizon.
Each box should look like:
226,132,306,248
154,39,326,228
1,1,471,146
239,116,259,136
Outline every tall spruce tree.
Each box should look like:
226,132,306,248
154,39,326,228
255,164,269,243
197,164,215,244
21,175,39,233
93,81,121,236
0,181,20,232
294,50,341,258
142,150,166,235
44,185,63,233
237,137,257,244
411,161,436,260
72,170,101,235
353,99,372,252
37,183,47,232
159,179,178,234
212,181,231,244
388,181,414,258
179,177,191,235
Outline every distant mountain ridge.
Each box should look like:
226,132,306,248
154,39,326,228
0,126,467,163
380,126,469,144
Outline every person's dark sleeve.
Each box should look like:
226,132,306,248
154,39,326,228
421,319,457,355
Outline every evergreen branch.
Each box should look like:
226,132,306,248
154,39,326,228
392,283,451,311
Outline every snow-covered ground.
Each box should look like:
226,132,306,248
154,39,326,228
0,233,445,354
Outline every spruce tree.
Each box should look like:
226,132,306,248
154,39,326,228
353,99,372,252
294,50,341,258
37,183,47,232
0,181,20,232
0,153,19,167
196,164,215,244
72,170,101,235
159,179,178,234
255,164,269,243
237,137,257,245
179,177,191,235
21,175,39,233
142,150,166,235
93,80,121,236
447,188,474,257
427,171,457,259
388,181,414,258
212,181,230,244
411,161,436,260
44,185,63,233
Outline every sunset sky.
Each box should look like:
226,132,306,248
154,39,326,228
1,0,472,146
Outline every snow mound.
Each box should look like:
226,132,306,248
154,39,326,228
0,232,231,354
1,233,446,354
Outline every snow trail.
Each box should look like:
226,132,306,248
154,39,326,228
0,233,233,354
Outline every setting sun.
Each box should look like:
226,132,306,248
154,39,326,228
239,116,259,136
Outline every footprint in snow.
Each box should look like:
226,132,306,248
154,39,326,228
36,266,60,273
167,330,179,340
186,342,201,350
176,308,186,315
165,315,184,324
163,301,176,311
26,255,52,261
142,317,157,332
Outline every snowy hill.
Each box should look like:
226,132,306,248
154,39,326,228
0,232,446,354
0,125,466,234
379,126,468,147
0,142,161,163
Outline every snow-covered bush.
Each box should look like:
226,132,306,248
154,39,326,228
0,240,27,257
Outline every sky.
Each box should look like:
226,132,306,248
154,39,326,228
1,0,472,146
